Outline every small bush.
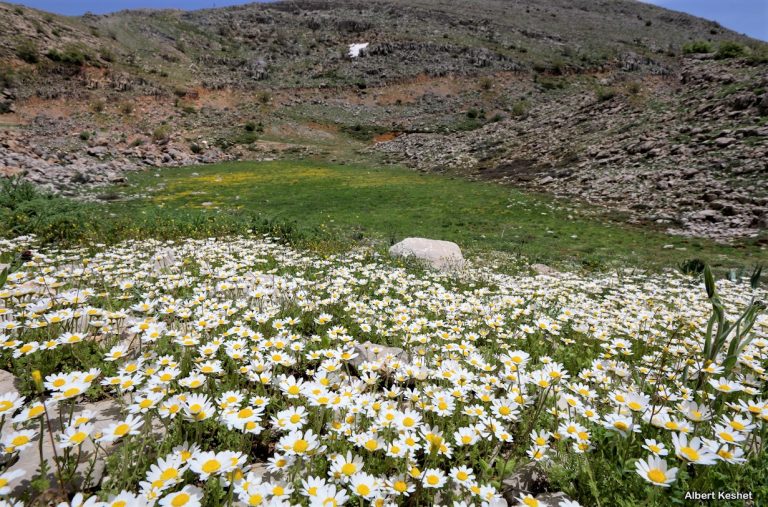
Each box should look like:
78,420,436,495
244,121,257,132
100,49,115,62
596,86,616,102
682,40,713,54
46,46,89,66
120,102,134,115
152,125,171,142
79,131,91,141
258,92,271,105
716,41,747,59
627,81,641,95
479,77,493,91
91,101,105,113
0,66,15,89
537,76,567,90
15,40,39,64
511,101,528,118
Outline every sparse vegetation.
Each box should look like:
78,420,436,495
151,124,172,142
596,86,617,102
46,45,89,66
15,39,39,64
510,100,528,118
683,40,714,54
716,41,747,59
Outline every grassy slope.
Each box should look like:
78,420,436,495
105,160,764,270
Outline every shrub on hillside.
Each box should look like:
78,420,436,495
15,40,39,64
152,125,172,142
46,46,89,66
715,41,747,59
596,86,617,102
510,100,528,118
682,40,713,54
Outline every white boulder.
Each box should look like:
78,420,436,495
389,237,464,271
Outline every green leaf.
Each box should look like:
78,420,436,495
704,265,716,299
750,264,763,290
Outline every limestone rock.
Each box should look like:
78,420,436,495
502,461,549,504
531,264,561,277
389,237,464,271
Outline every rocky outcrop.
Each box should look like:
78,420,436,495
375,57,768,242
0,128,232,196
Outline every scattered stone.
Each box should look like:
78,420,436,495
389,238,464,271
0,369,19,393
501,461,549,504
714,137,735,147
531,264,560,276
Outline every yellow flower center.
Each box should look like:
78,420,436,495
202,460,221,474
63,387,81,398
11,435,29,446
161,468,179,481
647,469,666,484
680,447,699,461
171,493,190,506
71,431,87,444
293,439,309,453
114,424,130,436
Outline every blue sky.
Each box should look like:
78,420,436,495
641,0,767,41
9,0,768,41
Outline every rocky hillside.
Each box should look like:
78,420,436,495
374,56,768,242
0,0,766,242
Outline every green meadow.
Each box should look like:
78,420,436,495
88,159,765,271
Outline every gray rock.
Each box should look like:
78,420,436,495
531,264,561,277
502,461,549,504
4,397,164,495
536,492,575,506
714,137,735,147
0,370,19,393
389,237,464,271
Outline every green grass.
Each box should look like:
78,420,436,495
95,160,765,270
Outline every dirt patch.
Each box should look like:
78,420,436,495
372,131,400,143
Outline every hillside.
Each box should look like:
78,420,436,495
0,0,766,243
